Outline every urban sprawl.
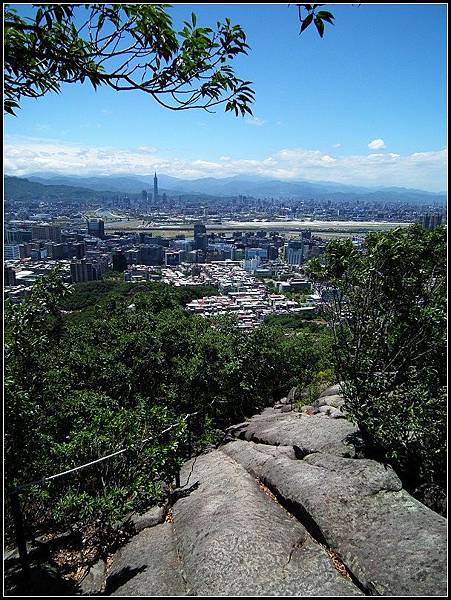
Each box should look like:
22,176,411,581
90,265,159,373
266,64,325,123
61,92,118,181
4,173,444,329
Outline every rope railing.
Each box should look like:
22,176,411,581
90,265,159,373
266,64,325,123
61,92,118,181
7,398,219,580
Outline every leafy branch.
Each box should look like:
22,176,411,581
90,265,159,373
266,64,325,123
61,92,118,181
4,4,255,116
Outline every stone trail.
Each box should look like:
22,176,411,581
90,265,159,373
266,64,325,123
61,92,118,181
105,385,447,597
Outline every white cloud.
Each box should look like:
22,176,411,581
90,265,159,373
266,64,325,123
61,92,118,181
368,138,386,150
4,135,447,192
332,143,341,148
244,116,266,127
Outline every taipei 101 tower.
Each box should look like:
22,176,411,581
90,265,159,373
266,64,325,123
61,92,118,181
153,171,158,202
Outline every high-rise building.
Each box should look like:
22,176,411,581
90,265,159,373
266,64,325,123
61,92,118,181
422,214,431,230
73,242,85,259
153,172,159,202
87,218,105,239
45,242,65,259
125,249,140,265
267,245,279,260
6,229,32,243
70,259,99,283
4,244,21,260
165,250,182,266
32,223,62,242
138,244,164,266
112,251,128,272
421,213,443,230
194,221,206,238
4,265,17,286
245,247,268,261
31,247,48,260
286,240,305,265
194,234,208,252
431,214,443,229
194,222,208,253
19,243,32,259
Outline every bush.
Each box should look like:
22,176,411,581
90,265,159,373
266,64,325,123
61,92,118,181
307,225,446,513
5,271,332,541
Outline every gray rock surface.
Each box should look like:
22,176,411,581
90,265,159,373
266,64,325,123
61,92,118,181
329,409,346,419
221,440,447,596
300,405,317,415
317,394,344,408
106,523,186,596
237,411,359,457
80,559,107,595
172,450,362,596
130,505,166,533
104,390,446,597
318,383,342,398
318,405,333,414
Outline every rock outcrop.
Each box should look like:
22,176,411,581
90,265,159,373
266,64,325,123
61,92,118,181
105,385,447,597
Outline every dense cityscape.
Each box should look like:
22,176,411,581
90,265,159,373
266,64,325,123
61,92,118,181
3,172,445,325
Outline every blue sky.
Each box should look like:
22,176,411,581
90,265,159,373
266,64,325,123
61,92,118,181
4,3,447,191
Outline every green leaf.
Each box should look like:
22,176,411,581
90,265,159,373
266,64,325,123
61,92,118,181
316,10,335,24
300,13,314,34
314,16,325,37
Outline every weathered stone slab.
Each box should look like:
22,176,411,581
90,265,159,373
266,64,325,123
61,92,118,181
172,450,362,596
106,523,186,596
239,412,359,457
130,505,166,533
79,559,107,595
317,394,344,408
222,441,447,596
318,384,342,398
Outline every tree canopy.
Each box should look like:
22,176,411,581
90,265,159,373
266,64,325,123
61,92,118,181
4,3,254,116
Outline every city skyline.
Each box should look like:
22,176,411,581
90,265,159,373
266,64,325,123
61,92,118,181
4,4,447,192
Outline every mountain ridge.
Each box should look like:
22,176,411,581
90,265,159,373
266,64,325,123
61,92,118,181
5,174,446,206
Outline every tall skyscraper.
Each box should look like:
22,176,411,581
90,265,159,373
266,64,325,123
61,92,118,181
153,172,159,202
87,218,105,239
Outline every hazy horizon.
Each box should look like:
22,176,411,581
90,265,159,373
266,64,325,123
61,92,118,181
5,170,447,196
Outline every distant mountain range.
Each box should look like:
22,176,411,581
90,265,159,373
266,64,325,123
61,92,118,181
5,175,111,203
5,173,446,206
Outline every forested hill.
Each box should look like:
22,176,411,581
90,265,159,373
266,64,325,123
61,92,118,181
4,175,112,202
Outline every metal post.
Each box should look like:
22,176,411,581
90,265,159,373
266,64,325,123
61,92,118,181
10,490,30,580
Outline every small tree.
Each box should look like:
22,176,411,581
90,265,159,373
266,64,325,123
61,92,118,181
306,225,447,512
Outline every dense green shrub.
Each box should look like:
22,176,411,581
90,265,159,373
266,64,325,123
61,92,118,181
5,270,330,540
306,225,446,513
